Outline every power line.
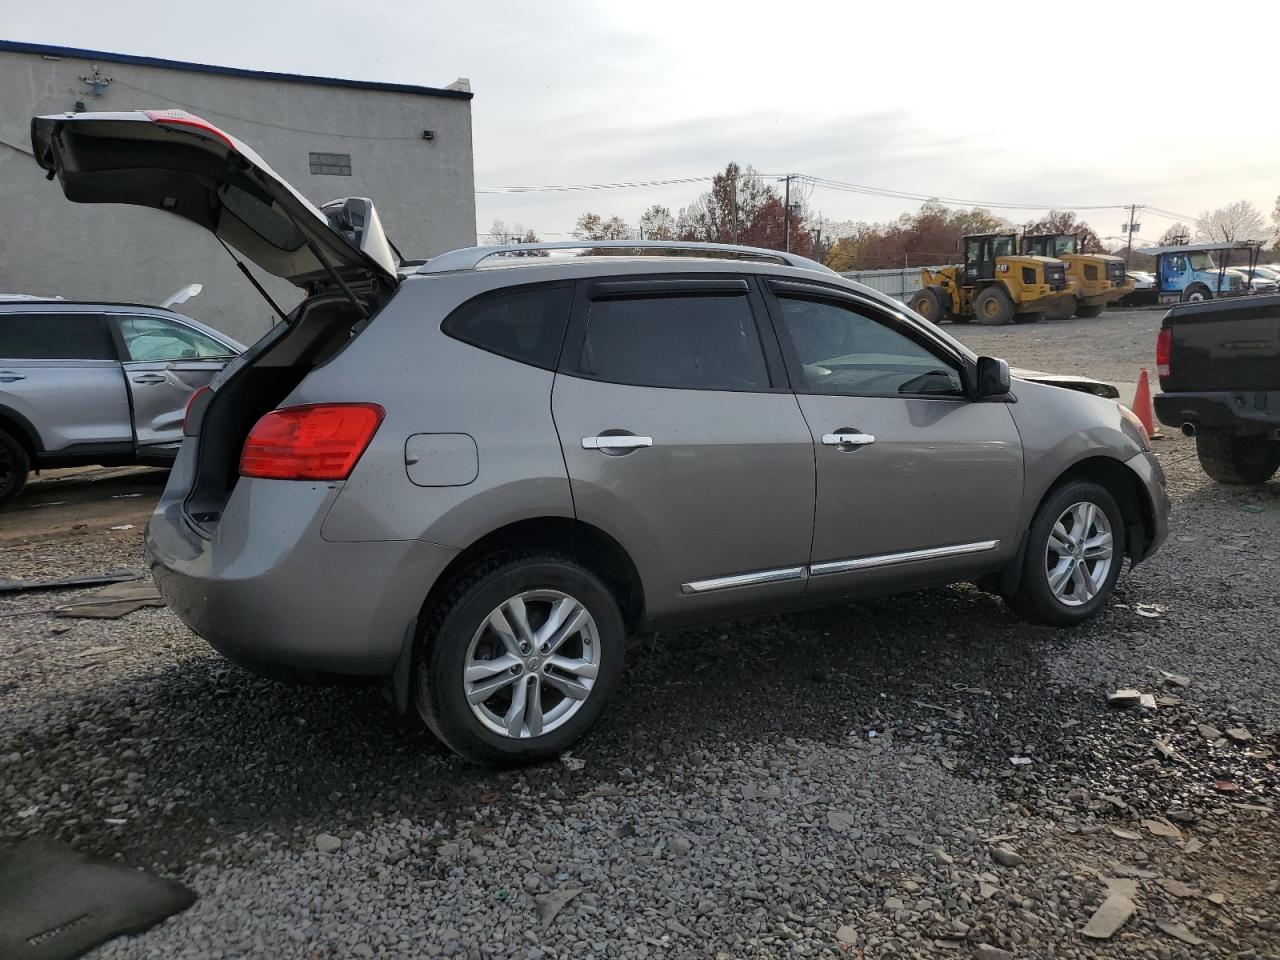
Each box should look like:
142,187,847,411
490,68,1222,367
801,174,1128,211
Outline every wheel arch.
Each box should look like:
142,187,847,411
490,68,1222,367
0,404,41,461
1000,454,1157,597
419,516,646,637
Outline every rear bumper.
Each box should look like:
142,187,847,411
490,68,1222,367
1125,450,1169,565
146,479,458,680
1154,391,1280,435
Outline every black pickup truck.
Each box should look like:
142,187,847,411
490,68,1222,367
1154,293,1280,484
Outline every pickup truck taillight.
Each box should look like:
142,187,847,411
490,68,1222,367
239,403,384,481
1155,328,1171,379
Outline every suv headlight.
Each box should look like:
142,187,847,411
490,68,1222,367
1117,403,1150,451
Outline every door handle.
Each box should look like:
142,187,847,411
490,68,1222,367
0,371,26,382
822,432,876,447
582,435,653,451
131,373,167,384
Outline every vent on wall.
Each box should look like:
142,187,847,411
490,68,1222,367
308,152,352,176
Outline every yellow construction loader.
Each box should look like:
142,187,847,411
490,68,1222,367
908,233,1071,324
1020,234,1133,319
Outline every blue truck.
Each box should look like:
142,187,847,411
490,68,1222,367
1136,241,1261,304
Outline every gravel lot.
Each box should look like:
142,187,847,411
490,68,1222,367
2,308,1277,959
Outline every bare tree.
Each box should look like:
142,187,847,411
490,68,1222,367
1157,223,1191,246
637,204,677,241
1196,201,1267,243
1022,210,1103,252
1271,195,1280,246
573,212,633,242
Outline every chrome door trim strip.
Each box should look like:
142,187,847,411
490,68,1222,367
681,566,807,594
809,540,1000,576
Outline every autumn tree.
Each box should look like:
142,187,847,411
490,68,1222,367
573,212,632,242
637,204,677,241
484,220,547,255
1022,210,1103,252
1157,223,1191,246
824,202,1008,271
674,162,814,256
1196,201,1266,243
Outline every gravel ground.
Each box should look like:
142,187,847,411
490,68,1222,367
2,312,1278,959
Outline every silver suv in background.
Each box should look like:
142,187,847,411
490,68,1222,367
0,301,243,505
33,110,1169,766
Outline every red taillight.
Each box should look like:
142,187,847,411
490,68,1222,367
1155,328,1171,379
184,385,211,436
144,109,237,151
239,403,384,481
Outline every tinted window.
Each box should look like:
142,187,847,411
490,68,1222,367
117,315,234,361
776,297,963,397
578,295,769,391
444,285,572,370
0,313,115,360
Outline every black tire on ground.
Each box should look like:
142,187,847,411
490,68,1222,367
908,286,950,324
1181,284,1212,303
1074,304,1104,318
1007,479,1126,627
413,552,626,766
1013,311,1042,324
973,286,1015,324
1194,428,1280,485
0,428,30,508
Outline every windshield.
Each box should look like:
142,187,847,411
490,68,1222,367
991,235,1016,257
1051,236,1078,256
1188,252,1218,270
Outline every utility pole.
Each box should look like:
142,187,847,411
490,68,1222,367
783,174,792,252
1123,204,1142,267
731,170,739,245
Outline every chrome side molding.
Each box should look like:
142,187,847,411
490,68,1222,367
809,540,1000,576
681,540,1000,594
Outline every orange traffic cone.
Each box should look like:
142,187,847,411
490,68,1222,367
1132,368,1161,439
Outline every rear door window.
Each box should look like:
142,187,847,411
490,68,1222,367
575,293,770,391
442,284,573,370
0,313,117,360
116,315,235,361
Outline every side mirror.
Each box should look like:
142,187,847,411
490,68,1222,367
976,356,1010,397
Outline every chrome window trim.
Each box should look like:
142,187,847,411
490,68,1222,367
682,566,807,594
810,540,1000,576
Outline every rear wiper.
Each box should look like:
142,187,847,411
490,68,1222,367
216,237,289,324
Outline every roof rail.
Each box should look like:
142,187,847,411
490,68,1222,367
416,239,835,275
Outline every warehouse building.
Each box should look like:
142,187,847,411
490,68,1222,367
0,40,476,342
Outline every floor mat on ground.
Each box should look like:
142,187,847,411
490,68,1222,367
0,839,195,960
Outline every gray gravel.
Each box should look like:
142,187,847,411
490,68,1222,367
2,315,1278,959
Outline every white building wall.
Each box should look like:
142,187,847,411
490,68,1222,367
0,44,476,343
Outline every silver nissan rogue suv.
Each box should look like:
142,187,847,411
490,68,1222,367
33,110,1169,765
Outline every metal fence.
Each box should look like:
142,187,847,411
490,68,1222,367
838,265,954,302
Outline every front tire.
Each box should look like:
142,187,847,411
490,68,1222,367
973,286,1015,324
414,553,625,766
1182,285,1211,303
0,428,30,508
1008,480,1125,627
1074,304,1104,318
1195,429,1280,484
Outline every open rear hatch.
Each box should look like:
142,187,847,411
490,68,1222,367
31,109,399,297
31,110,402,530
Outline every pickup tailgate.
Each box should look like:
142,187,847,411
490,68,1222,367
1158,294,1280,394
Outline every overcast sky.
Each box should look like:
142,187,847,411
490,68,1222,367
4,1,1277,245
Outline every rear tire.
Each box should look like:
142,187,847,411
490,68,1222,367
1007,480,1126,627
414,553,626,766
973,286,1015,324
1194,429,1280,484
1014,311,1042,324
0,428,30,508
1075,304,1104,318
1041,297,1076,321
909,287,950,324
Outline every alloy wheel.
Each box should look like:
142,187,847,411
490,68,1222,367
463,590,599,738
1044,500,1114,606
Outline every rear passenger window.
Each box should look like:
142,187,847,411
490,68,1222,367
578,295,770,391
0,314,116,360
443,285,572,370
